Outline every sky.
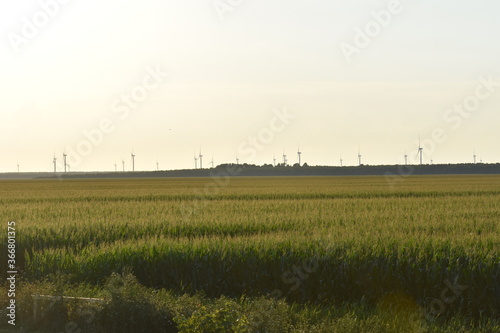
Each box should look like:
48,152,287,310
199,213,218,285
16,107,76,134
1,0,500,172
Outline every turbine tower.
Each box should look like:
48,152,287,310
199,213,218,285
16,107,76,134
131,152,136,172
473,149,477,164
404,150,408,165
210,155,214,168
17,162,20,173
340,154,343,167
114,162,117,172
236,156,239,165
53,155,57,173
297,145,302,166
63,152,68,173
416,137,423,165
273,155,276,167
157,160,159,171
122,159,125,172
199,149,203,169
194,154,198,169
283,149,287,166
358,148,362,166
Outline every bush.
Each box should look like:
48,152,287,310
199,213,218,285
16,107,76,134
98,270,177,333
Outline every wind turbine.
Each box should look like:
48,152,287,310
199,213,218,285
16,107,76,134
273,154,276,167
236,155,239,165
357,148,362,166
297,145,302,166
404,150,408,165
156,160,159,171
53,155,57,173
122,159,125,172
283,149,287,166
416,137,423,165
340,154,343,167
210,155,214,169
131,152,136,172
473,149,477,164
114,162,117,172
199,149,203,169
194,155,198,169
63,152,68,173
17,161,20,173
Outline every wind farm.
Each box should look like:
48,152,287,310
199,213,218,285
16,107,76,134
0,138,498,179
2,2,500,331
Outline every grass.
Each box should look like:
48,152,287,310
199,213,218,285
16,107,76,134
1,175,499,332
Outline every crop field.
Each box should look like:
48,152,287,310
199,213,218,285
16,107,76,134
1,175,500,332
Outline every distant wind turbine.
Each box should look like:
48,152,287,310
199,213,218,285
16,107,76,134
63,152,68,173
297,145,302,166
416,137,423,165
358,148,362,166
199,149,203,169
53,155,57,173
131,152,136,172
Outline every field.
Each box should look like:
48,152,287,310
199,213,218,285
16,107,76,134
1,175,499,332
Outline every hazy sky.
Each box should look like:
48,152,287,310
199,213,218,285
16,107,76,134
1,0,500,172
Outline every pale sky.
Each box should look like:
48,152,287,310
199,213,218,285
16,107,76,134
1,0,500,172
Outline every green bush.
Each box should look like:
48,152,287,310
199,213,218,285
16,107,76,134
174,296,248,333
98,271,177,333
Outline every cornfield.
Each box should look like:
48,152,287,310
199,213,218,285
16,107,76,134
1,175,499,331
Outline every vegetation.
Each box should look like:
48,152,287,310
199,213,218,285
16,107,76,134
1,175,499,332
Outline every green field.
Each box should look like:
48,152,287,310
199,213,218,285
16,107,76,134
1,175,499,332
